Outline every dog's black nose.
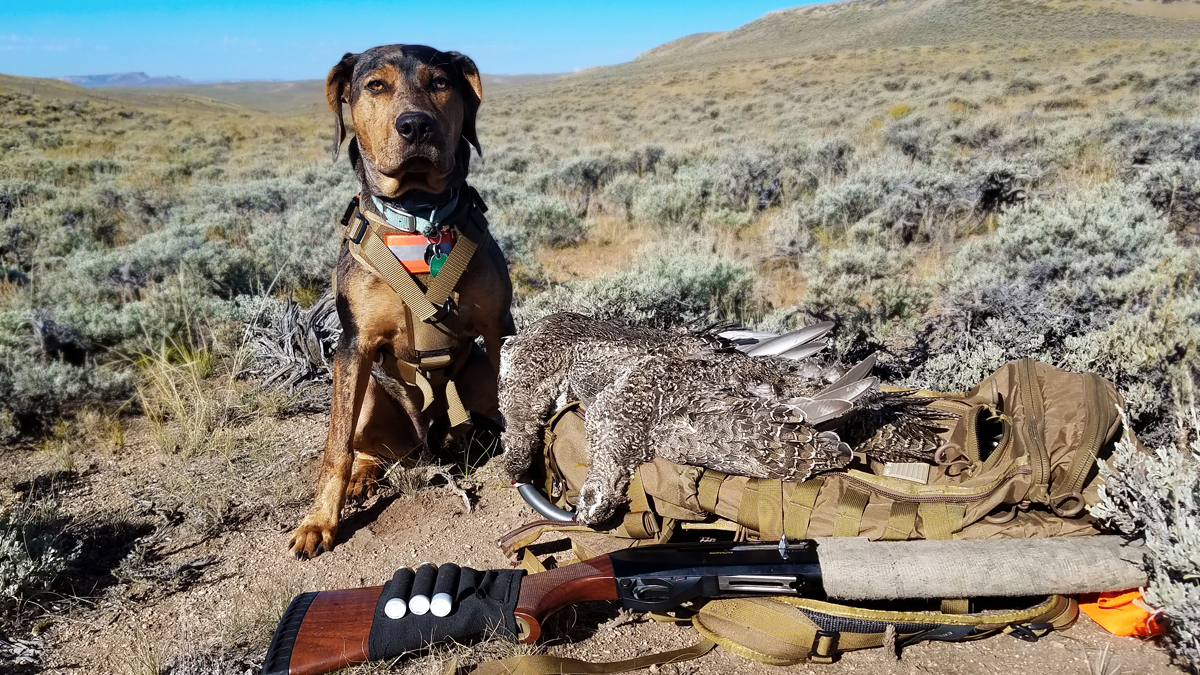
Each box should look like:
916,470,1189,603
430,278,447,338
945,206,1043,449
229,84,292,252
396,112,436,143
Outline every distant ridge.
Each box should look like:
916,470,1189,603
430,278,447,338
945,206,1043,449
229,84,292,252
58,72,195,88
632,0,1200,64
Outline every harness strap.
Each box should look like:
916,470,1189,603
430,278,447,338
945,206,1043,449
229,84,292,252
355,212,442,321
394,359,437,412
393,345,473,426
426,205,487,306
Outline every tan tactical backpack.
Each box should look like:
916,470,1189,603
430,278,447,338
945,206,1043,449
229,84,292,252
494,359,1134,669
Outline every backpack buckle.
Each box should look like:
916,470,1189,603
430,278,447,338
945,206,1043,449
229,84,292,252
809,630,839,664
1007,622,1053,642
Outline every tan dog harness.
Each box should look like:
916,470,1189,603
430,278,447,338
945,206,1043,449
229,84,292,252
338,187,492,427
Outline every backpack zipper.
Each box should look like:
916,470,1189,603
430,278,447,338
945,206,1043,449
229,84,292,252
839,465,1032,503
1017,359,1051,504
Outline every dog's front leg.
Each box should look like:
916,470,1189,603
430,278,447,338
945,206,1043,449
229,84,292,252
289,338,374,559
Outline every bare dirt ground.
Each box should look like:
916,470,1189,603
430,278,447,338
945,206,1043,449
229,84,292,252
1,408,1184,675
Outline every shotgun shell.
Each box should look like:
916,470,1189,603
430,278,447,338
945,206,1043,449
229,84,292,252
384,597,407,620
408,563,437,615
383,567,415,619
430,564,461,617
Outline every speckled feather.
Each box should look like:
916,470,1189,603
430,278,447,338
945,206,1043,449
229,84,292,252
499,313,954,524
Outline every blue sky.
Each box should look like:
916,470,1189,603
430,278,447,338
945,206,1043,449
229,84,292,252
0,1,819,82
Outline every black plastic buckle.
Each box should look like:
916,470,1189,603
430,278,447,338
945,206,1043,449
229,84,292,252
1008,622,1053,642
340,195,361,227
900,624,979,648
809,630,839,664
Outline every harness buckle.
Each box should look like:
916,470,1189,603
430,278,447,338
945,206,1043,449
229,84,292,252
348,213,369,244
340,195,361,227
419,349,454,371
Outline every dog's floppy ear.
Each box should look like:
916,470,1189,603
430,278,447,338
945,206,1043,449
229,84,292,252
447,51,482,155
326,52,357,161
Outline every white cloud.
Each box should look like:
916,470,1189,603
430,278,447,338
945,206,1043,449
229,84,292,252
0,34,81,52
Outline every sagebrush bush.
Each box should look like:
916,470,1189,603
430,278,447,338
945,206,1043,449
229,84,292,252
0,499,81,609
791,223,931,360
905,183,1197,440
1138,158,1200,234
514,251,749,328
1094,384,1200,671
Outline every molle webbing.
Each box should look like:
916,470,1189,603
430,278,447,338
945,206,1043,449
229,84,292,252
784,477,824,539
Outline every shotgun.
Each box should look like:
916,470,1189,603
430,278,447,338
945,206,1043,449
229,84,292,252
262,537,1146,675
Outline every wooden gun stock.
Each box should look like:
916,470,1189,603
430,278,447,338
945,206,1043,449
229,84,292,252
263,586,382,675
513,555,617,642
264,558,617,675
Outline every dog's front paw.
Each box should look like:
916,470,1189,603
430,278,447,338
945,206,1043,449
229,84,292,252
346,471,380,505
288,517,337,559
574,482,623,526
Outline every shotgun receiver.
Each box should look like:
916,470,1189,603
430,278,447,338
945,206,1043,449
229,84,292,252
262,536,1146,675
263,540,822,675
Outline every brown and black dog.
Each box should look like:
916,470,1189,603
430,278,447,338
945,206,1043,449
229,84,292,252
289,45,515,559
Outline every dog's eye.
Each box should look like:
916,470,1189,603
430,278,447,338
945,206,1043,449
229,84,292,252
431,78,450,91
366,80,387,92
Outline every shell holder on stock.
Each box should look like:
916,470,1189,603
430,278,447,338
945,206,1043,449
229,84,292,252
338,186,491,427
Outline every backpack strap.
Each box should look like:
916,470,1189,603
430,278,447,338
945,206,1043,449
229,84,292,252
696,469,726,513
615,471,658,539
693,594,1078,665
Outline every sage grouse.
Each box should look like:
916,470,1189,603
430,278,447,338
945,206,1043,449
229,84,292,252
499,313,952,525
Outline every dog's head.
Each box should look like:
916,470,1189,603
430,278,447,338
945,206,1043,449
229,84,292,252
327,45,482,197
